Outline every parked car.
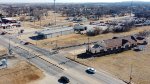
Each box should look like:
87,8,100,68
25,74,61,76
0,31,7,35
20,29,24,33
59,76,70,83
143,20,150,26
20,41,30,45
86,67,96,74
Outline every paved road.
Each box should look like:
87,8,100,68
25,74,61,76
0,35,126,84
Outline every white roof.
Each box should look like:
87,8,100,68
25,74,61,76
37,27,73,35
3,18,16,21
1,24,9,26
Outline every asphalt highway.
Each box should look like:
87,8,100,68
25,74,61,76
0,35,126,84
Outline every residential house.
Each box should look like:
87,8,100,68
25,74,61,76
86,35,147,55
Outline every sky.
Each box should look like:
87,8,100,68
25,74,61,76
0,0,149,3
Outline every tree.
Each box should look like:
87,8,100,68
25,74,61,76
0,14,3,17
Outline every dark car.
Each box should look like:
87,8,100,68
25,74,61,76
59,76,70,83
20,41,30,45
0,31,7,35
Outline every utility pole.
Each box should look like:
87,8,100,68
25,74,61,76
28,49,30,63
55,40,58,51
130,0,133,17
128,64,133,84
87,37,90,51
36,35,38,46
7,37,13,60
54,0,56,25
40,17,41,28
101,5,104,19
8,37,11,55
28,7,31,21
74,50,76,60
8,37,10,51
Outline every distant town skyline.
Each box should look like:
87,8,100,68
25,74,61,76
0,0,149,3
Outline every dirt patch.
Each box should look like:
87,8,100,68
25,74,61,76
25,74,40,81
28,72,58,84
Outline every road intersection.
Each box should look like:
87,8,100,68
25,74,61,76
0,35,126,84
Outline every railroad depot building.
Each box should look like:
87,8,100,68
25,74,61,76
86,35,147,55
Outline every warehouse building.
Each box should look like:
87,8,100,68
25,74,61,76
36,27,74,39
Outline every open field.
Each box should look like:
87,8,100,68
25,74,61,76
66,27,150,84
1,2,150,84
12,11,73,29
13,16,150,84
67,39,150,84
0,55,44,84
16,25,150,84
67,44,150,84
0,60,43,84
18,26,150,50
11,11,130,30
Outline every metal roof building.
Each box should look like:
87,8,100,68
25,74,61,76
36,27,74,39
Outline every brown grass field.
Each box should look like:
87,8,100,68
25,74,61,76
0,45,7,56
0,61,43,84
14,17,150,84
66,26,150,84
17,11,72,29
18,26,150,50
68,42,150,84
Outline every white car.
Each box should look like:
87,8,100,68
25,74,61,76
86,67,96,74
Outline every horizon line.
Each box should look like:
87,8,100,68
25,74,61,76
0,1,150,4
